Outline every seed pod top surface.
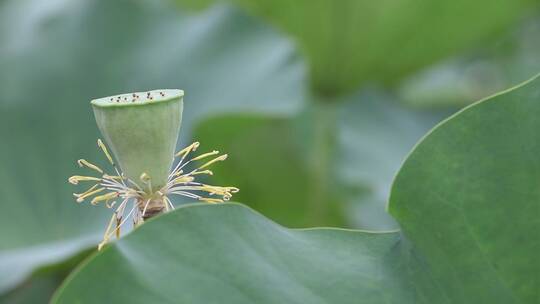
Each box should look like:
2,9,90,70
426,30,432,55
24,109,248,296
91,89,184,107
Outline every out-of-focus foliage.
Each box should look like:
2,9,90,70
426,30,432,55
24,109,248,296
195,93,450,229
54,75,540,302
1,275,63,304
0,250,88,304
335,93,451,229
179,0,537,95
400,16,540,107
195,116,343,228
0,0,304,293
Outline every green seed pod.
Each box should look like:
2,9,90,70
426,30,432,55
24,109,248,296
91,89,183,191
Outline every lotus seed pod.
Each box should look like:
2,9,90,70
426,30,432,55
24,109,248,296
71,89,237,249
91,89,183,191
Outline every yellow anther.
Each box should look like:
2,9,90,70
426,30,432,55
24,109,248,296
175,142,200,157
201,185,231,196
199,154,227,169
140,172,153,192
199,197,223,204
106,200,117,208
191,150,219,161
74,183,100,199
75,187,105,203
97,139,114,165
98,213,117,251
68,175,101,185
91,192,118,205
140,172,151,182
173,176,195,184
103,174,123,180
77,159,103,173
191,170,213,176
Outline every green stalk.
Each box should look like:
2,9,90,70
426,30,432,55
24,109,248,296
304,98,345,225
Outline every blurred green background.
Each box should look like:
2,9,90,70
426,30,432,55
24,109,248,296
0,0,539,302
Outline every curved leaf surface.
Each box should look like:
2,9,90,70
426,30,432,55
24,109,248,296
54,203,409,304
389,75,540,303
